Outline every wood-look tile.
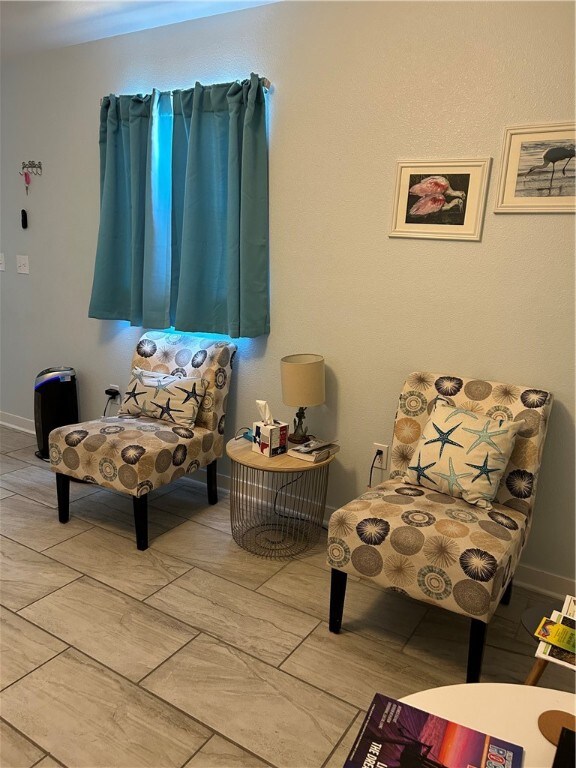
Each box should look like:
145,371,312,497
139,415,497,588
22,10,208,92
34,758,62,768
0,466,99,508
151,520,286,590
494,584,549,624
20,576,198,681
488,612,536,657
45,527,191,599
0,428,37,453
145,568,319,665
257,560,426,646
483,641,574,690
0,537,80,610
280,622,459,709
293,532,330,568
183,735,270,767
0,488,15,499
0,606,66,690
143,634,356,768
401,607,476,670
323,712,365,768
150,483,232,533
0,495,92,551
0,648,211,768
0,718,46,768
6,446,52,469
533,659,576,693
0,453,29,475
71,489,190,542
401,607,567,687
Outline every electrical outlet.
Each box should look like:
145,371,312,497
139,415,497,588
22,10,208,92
373,442,389,469
105,384,120,398
16,254,29,274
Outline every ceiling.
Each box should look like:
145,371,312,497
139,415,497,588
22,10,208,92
0,0,280,59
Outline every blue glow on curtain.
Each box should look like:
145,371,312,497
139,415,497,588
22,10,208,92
89,74,269,338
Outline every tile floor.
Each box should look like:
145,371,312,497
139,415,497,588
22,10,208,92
0,425,574,768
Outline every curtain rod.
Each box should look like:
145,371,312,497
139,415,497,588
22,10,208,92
99,77,271,105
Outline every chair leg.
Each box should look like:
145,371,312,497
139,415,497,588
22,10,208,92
132,495,148,551
467,618,487,683
207,460,218,505
56,473,70,523
329,568,348,633
500,578,513,606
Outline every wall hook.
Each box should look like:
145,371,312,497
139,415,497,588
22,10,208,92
20,161,42,195
21,161,42,176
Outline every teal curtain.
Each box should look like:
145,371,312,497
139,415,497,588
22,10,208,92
89,74,269,338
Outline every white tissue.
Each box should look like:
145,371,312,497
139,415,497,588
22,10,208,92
256,399,274,425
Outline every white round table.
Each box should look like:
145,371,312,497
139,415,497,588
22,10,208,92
401,683,575,768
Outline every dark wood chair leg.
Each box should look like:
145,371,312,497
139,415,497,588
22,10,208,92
500,579,513,606
207,460,218,505
467,618,487,683
56,473,70,523
132,495,149,551
329,568,348,633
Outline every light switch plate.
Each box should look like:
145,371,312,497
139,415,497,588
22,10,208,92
16,254,29,274
0,252,5,271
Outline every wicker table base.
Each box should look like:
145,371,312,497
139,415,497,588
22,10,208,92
226,439,334,558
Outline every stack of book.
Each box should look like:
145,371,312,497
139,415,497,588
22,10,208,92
535,594,575,670
287,439,340,463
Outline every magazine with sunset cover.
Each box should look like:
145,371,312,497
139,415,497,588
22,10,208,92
345,693,523,768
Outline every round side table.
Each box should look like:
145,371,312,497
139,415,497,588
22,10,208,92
226,438,336,558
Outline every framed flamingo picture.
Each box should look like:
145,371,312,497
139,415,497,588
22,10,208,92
389,159,492,241
495,122,575,212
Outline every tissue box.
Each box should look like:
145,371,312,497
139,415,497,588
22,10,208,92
252,420,288,457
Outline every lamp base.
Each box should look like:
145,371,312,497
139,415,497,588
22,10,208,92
289,407,309,444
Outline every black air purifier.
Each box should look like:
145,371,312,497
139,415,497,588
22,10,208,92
34,367,79,460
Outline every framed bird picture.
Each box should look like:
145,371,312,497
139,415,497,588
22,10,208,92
389,159,492,240
495,122,575,212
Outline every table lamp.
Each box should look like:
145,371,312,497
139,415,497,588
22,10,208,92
280,353,325,444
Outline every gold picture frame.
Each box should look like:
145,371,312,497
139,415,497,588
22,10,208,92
495,122,575,213
390,159,492,241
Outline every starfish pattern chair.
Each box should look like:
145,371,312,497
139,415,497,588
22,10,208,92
328,371,552,682
49,331,236,550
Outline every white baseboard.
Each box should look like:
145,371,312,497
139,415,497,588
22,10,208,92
0,412,35,434
514,563,575,600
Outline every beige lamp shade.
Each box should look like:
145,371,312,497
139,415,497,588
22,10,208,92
281,354,325,407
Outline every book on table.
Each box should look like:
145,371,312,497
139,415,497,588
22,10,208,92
534,616,576,653
535,594,576,670
344,693,523,768
287,440,340,463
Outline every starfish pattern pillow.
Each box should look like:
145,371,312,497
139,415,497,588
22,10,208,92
403,401,525,509
118,368,206,428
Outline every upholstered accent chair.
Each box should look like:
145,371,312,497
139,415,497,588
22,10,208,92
328,372,552,682
50,331,236,550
